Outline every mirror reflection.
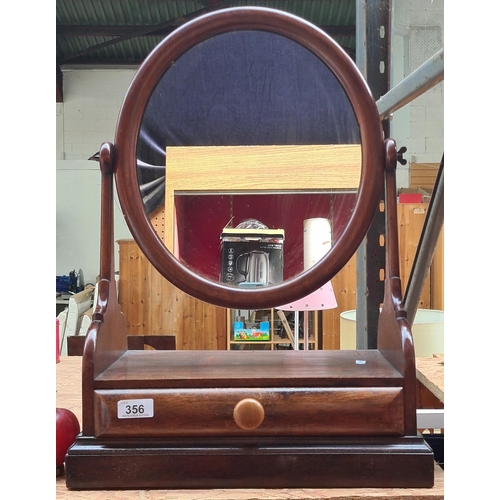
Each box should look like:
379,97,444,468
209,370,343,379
136,30,361,286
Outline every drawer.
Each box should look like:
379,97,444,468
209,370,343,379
94,387,404,437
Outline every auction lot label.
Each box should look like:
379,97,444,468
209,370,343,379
117,398,154,419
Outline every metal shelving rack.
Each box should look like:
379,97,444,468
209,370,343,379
355,0,444,347
226,308,318,351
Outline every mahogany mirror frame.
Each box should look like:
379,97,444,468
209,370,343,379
114,6,385,310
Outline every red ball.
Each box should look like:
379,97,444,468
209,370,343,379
56,408,80,467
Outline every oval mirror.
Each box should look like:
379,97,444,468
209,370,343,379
115,7,384,310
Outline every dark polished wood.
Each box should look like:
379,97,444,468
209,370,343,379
94,350,403,388
65,7,435,490
66,435,434,489
93,386,404,437
58,357,444,497
67,335,86,356
127,335,176,351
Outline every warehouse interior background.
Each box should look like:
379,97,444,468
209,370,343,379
55,0,445,282
1,1,498,496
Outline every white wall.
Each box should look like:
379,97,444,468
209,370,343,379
56,70,136,283
391,0,444,187
56,2,444,283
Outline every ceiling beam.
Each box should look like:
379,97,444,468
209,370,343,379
56,0,234,65
58,45,356,68
56,24,355,38
58,42,356,68
57,23,355,66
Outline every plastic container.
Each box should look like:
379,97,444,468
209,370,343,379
339,310,357,350
339,309,444,357
56,275,70,293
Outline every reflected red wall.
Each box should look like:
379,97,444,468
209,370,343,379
175,193,356,282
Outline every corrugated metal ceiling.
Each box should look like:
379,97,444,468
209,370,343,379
56,0,357,67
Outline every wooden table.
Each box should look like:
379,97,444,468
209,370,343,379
415,355,444,404
56,356,444,499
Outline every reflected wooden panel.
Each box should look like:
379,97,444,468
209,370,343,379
117,203,444,351
165,144,361,254
118,239,227,350
118,238,353,350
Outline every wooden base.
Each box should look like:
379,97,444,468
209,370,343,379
66,435,434,489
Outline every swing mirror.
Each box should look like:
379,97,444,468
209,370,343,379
114,7,384,310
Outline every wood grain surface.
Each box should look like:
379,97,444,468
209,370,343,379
415,354,444,403
56,356,444,499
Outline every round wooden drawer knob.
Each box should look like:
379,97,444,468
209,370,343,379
233,398,265,430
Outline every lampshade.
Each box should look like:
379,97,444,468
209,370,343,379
276,217,337,351
277,280,337,312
